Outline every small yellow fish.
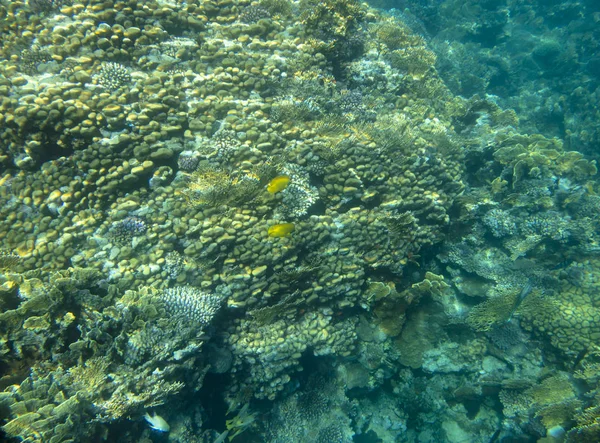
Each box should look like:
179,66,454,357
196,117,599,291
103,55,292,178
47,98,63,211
268,223,295,237
267,175,290,194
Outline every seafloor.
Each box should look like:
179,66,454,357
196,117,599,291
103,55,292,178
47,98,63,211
0,0,599,442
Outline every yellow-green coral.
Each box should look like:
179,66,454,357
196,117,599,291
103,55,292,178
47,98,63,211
0,250,21,270
528,373,577,406
466,289,520,332
389,47,437,77
519,264,600,354
299,0,365,37
67,357,110,392
536,399,582,429
258,0,292,18
532,301,600,352
572,403,600,440
375,20,420,51
181,164,264,208
527,373,581,429
493,133,597,186
411,272,451,297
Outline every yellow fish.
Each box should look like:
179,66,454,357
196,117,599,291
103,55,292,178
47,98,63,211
268,223,295,237
267,175,290,194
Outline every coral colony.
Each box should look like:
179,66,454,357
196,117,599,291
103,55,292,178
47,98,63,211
0,0,599,441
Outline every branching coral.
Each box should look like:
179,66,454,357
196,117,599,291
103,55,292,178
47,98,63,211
181,164,264,208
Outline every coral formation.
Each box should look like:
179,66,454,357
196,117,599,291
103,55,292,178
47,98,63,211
94,62,131,90
0,0,598,441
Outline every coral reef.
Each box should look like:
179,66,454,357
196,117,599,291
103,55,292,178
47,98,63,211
411,0,600,155
0,269,215,440
0,0,598,441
